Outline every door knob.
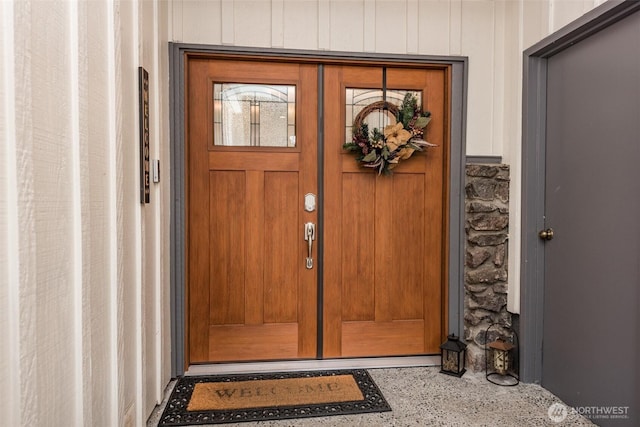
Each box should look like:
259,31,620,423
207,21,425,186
539,228,554,241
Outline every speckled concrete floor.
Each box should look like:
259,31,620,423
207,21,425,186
147,367,594,426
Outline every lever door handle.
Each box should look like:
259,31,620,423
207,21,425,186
304,222,316,269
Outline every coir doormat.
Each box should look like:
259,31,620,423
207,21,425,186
158,369,391,425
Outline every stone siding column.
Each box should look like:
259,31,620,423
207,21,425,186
463,164,512,371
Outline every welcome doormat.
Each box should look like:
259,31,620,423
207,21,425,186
158,369,391,425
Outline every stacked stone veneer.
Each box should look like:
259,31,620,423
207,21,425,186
464,164,512,372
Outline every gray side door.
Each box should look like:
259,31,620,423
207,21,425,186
542,9,639,425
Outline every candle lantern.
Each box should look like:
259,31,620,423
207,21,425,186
439,334,467,377
488,338,514,375
484,323,519,386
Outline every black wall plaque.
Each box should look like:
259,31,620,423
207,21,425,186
139,67,150,204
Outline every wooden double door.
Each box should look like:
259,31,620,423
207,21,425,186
186,56,449,364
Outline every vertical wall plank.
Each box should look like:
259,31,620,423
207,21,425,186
106,0,119,423
31,0,77,424
140,0,160,418
449,0,462,55
330,1,364,52
417,0,451,55
170,0,183,42
318,0,330,50
491,0,506,156
117,0,144,424
69,1,85,425
221,0,234,44
363,0,376,52
283,0,318,49
407,0,418,54
375,1,405,53
502,0,523,315
136,0,145,421
0,1,19,425
14,3,39,415
549,0,588,33
116,0,129,419
522,0,549,50
461,0,495,155
181,0,222,44
156,0,173,399
271,0,284,47
151,0,171,410
234,1,271,47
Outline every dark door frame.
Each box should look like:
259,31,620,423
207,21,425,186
520,0,640,383
169,44,468,376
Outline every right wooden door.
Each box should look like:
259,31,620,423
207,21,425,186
322,65,449,357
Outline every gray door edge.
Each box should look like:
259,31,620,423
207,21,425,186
519,0,640,384
168,44,468,377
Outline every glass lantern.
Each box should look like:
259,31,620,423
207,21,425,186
488,338,514,375
484,322,520,386
439,334,467,377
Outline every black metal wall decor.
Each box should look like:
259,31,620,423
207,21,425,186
139,67,150,204
485,322,519,386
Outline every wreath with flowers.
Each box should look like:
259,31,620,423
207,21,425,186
343,93,435,175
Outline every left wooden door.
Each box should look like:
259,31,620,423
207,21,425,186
186,57,318,363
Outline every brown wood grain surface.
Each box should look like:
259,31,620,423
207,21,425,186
186,56,449,364
322,65,449,357
187,58,317,363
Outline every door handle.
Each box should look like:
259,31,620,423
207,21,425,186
304,222,316,269
539,228,554,241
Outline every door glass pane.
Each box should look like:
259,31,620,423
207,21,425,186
345,88,422,143
214,83,296,147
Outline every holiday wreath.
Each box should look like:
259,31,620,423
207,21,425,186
343,93,435,175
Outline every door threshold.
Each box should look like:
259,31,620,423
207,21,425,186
186,355,440,376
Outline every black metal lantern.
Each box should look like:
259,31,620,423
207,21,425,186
439,334,467,377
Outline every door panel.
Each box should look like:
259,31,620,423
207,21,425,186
542,10,640,425
208,170,246,326
323,65,449,358
187,58,318,363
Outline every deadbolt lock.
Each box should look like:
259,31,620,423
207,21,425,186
539,228,554,241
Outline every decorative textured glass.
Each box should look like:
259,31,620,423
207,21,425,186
345,88,422,143
214,84,296,147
